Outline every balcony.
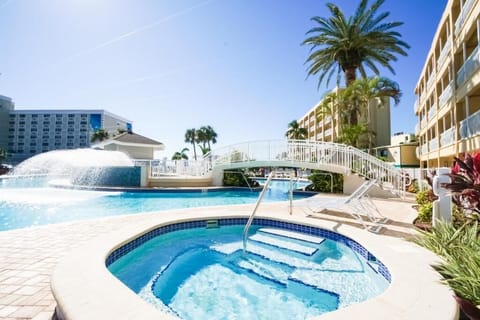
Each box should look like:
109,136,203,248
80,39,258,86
426,71,436,91
421,143,428,155
440,126,456,147
459,109,480,139
324,128,333,136
324,116,332,124
420,118,427,129
438,81,454,109
455,0,475,35
437,40,451,69
414,99,419,113
428,103,437,120
415,123,420,135
457,45,480,86
429,139,439,151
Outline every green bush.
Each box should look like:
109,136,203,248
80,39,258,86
223,170,259,188
417,203,433,222
415,189,437,205
306,171,343,193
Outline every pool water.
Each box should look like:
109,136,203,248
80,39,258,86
0,179,311,231
109,225,388,320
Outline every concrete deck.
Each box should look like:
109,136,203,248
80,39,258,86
0,197,457,320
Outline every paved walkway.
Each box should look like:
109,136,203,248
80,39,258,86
0,197,419,320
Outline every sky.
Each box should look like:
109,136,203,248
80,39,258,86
0,0,447,159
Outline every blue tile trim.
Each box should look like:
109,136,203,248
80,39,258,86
105,218,391,282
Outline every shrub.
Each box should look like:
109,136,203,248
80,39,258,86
306,171,343,193
223,170,259,188
417,203,432,222
415,189,437,205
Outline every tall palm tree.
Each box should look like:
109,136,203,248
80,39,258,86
302,0,409,88
344,76,401,126
199,125,218,151
172,147,189,160
184,129,198,160
285,120,308,140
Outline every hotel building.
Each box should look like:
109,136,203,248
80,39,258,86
415,0,480,168
0,96,132,163
298,87,391,148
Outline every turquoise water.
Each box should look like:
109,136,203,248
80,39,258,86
109,225,388,320
0,178,312,231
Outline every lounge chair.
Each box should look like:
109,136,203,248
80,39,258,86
296,179,388,233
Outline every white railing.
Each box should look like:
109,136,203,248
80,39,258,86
455,0,475,35
149,159,212,178
416,146,420,158
459,109,480,139
414,99,419,114
324,128,333,136
324,116,332,124
415,123,420,134
427,71,436,91
421,117,427,129
421,143,428,155
437,40,451,69
457,45,480,86
428,104,437,120
440,126,456,147
209,140,405,198
429,138,439,151
438,81,454,109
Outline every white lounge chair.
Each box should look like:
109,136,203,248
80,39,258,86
297,179,387,233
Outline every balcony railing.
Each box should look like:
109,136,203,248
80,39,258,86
455,0,475,35
421,143,428,155
427,71,436,91
415,123,420,134
459,109,480,139
440,126,456,147
324,128,333,136
438,81,454,109
414,99,419,113
324,116,332,124
457,45,480,86
437,40,451,69
420,118,427,129
428,103,437,120
429,139,439,151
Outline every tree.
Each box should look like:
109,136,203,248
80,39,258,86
171,147,189,160
286,120,308,140
184,128,198,160
302,0,409,88
336,123,372,149
198,125,218,151
343,76,402,127
91,129,109,143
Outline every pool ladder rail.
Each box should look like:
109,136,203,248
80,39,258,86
242,171,276,252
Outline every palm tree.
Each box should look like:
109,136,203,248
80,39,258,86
302,0,409,88
91,129,109,143
315,89,349,139
199,125,218,151
336,123,372,148
344,76,401,127
285,120,308,140
184,128,198,160
171,147,189,160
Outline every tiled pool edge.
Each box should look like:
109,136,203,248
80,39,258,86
105,218,391,282
51,208,459,320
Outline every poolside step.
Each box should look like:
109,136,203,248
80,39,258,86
233,256,290,286
249,234,319,256
257,228,325,245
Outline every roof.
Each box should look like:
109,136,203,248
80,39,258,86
99,132,165,150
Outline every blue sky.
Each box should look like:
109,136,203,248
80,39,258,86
0,0,446,158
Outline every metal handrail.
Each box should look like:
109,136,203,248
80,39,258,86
223,170,254,191
242,171,275,252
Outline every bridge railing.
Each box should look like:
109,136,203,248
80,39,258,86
207,139,405,197
145,159,212,178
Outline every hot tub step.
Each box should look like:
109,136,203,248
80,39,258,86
258,228,325,245
249,234,318,256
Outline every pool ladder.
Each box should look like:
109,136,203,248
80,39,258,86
242,171,275,252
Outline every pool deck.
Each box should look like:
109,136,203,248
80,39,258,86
0,196,458,320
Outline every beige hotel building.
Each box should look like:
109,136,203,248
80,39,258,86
415,0,480,169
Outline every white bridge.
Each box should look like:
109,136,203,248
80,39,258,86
147,139,406,197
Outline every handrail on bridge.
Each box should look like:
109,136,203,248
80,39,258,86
242,170,275,252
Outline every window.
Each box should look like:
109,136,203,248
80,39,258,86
56,121,62,125
18,128,25,132
19,114,25,118
43,128,49,132
42,143,49,146
55,128,62,132
32,114,38,118
30,143,36,146
31,128,37,132
30,150,36,153
68,121,74,125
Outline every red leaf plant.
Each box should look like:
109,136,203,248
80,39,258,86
442,153,480,216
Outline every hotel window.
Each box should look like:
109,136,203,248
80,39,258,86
31,128,37,132
32,114,38,118
55,143,61,147
30,143,36,146
8,128,14,132
8,135,13,139
55,128,62,132
68,121,74,125
8,121,14,125
19,121,25,125
18,128,25,132
68,114,74,118
42,143,49,146
19,115,25,118
67,128,74,132
30,135,36,139
56,121,62,125
43,121,50,125
55,135,61,139
30,150,36,153
43,128,49,132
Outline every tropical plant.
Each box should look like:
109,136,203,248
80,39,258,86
198,125,218,151
302,0,410,88
443,153,480,217
171,147,189,160
184,128,198,161
286,120,308,140
343,76,402,127
223,169,259,188
306,170,343,193
335,123,371,149
91,129,109,143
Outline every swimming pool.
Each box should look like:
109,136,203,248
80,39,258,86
0,178,313,231
107,218,389,320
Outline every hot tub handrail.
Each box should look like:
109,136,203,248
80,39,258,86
242,170,275,252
